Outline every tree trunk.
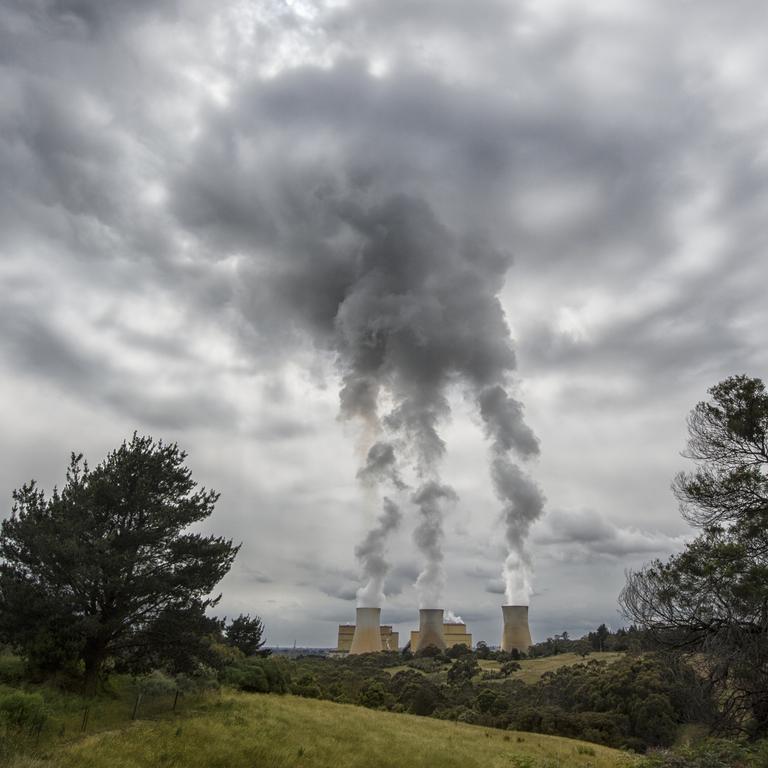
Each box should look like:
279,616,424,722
82,642,105,697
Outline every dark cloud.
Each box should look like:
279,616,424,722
1,0,768,644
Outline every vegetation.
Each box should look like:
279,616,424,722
0,435,239,692
30,692,635,768
224,613,268,657
622,375,768,737
215,649,710,752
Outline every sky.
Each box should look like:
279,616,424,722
1,0,767,648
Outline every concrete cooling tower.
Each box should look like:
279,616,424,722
414,608,446,652
501,605,533,653
349,607,383,654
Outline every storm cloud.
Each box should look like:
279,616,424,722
1,0,768,644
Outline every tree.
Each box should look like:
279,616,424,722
445,642,472,659
0,435,239,691
474,641,490,659
621,375,768,736
447,656,479,684
500,660,521,676
225,614,267,656
589,624,610,652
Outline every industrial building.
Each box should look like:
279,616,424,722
335,603,533,654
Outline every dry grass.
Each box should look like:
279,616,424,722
42,692,636,768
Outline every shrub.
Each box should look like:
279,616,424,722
632,693,678,748
224,658,287,694
445,644,472,659
292,673,322,699
447,657,479,684
359,681,389,709
0,691,46,732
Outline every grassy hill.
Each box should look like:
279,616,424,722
21,692,636,768
479,651,625,684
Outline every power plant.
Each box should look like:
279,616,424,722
501,604,533,653
335,606,493,653
335,605,534,654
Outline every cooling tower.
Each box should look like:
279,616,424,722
501,605,533,653
414,608,446,652
349,607,383,654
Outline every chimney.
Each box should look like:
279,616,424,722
349,607,383,654
501,605,532,653
415,608,446,652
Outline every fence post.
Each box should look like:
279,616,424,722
173,690,180,712
131,692,143,721
81,705,90,732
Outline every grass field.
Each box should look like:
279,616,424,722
24,692,636,768
478,652,625,684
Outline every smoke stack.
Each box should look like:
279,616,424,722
501,605,532,653
415,608,446,652
349,607,383,654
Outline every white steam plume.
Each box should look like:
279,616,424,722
479,385,545,605
355,497,403,607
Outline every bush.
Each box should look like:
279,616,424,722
224,658,287,694
136,670,177,697
359,681,389,709
641,739,753,768
292,673,322,699
632,694,678,748
0,651,25,685
446,644,472,659
447,657,479,684
0,691,46,732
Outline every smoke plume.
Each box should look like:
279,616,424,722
412,481,458,607
355,498,403,607
357,442,406,491
327,195,544,607
238,191,544,607
479,387,545,604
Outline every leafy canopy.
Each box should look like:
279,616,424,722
0,434,239,686
621,375,768,736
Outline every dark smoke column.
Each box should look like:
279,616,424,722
247,192,545,610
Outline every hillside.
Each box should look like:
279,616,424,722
480,651,626,684
28,692,636,768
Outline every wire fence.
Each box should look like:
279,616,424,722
0,686,218,761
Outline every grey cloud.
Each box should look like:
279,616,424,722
239,567,272,585
537,508,687,559
0,299,237,431
1,0,768,647
383,563,420,598
318,584,358,602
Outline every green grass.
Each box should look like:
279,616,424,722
0,674,207,760
478,652,625,684
34,692,635,768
